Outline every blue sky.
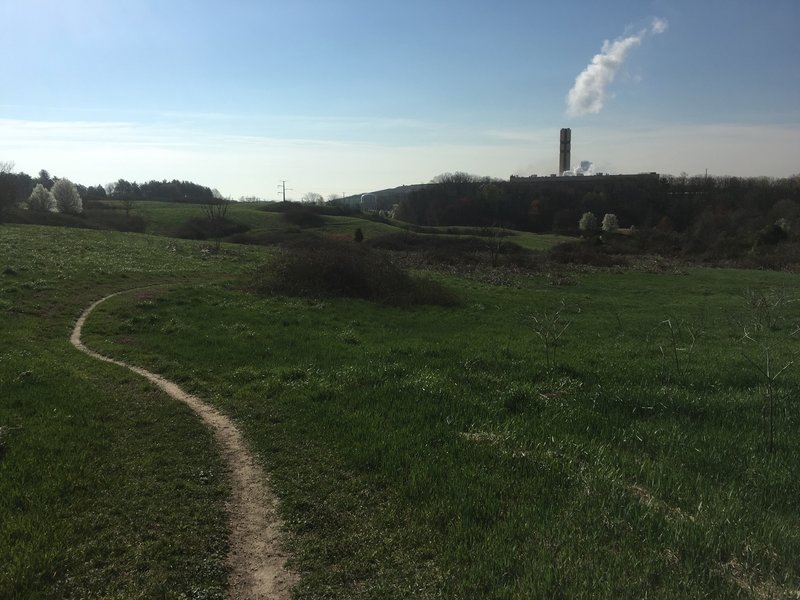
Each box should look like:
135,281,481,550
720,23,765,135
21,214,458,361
1,0,798,199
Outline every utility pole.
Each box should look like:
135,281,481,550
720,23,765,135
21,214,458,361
277,180,292,202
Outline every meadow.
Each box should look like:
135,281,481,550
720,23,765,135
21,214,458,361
0,225,265,597
84,199,572,250
2,213,799,598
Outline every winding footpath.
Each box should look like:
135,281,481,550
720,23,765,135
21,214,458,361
71,291,297,599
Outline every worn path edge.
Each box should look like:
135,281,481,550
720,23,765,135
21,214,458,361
70,290,297,599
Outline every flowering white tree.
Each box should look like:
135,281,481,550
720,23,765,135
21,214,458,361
578,211,597,232
602,213,619,233
28,184,56,211
52,178,83,214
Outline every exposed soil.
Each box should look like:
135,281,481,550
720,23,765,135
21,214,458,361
71,291,297,599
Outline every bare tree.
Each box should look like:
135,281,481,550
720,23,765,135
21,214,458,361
430,171,488,184
121,197,135,217
302,192,324,205
202,198,231,252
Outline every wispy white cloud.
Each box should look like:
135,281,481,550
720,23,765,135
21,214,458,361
566,18,668,117
650,18,669,35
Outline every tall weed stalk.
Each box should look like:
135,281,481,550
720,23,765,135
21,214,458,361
735,288,798,453
528,301,572,371
649,316,701,383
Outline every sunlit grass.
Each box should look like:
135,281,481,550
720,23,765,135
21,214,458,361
83,264,800,598
0,224,266,597
4,221,799,597
104,198,568,249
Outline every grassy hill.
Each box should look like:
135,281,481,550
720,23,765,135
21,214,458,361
7,198,573,251
2,216,800,597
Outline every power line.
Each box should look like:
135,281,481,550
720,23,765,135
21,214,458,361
277,180,292,202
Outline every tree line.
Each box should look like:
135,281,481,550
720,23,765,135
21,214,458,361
0,166,220,207
395,172,800,237
106,179,221,203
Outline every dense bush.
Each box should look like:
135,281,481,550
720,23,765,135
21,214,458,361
545,225,800,271
174,217,249,240
260,201,360,217
85,211,146,233
5,206,146,232
548,239,628,267
282,206,325,228
252,239,459,306
365,232,525,254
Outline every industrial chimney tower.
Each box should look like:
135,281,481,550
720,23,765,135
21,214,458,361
559,128,571,175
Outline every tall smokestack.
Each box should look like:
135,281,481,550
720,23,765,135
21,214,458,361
559,128,571,175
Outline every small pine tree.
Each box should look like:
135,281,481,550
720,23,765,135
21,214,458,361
28,183,56,211
602,213,619,233
52,178,83,214
579,211,597,232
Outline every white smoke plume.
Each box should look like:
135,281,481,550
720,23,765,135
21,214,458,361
566,18,668,116
563,160,595,177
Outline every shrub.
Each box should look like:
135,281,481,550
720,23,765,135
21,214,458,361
85,211,146,233
27,184,56,211
52,178,83,214
252,238,459,306
755,223,789,247
282,206,325,228
260,201,359,217
548,239,627,267
365,232,526,254
174,217,249,240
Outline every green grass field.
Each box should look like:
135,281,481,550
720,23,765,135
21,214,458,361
3,216,800,598
95,199,401,240
98,199,572,249
0,225,266,597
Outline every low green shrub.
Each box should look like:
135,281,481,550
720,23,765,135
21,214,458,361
366,232,526,254
85,211,146,233
548,239,628,267
281,207,325,228
252,238,459,306
5,207,146,233
173,217,249,240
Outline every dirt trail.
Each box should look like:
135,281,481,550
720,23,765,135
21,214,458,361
71,291,297,599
